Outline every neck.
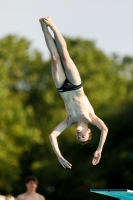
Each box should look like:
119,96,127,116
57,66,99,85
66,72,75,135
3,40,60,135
26,190,36,195
77,121,88,126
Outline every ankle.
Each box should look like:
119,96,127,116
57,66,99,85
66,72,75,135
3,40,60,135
42,25,49,32
50,25,56,31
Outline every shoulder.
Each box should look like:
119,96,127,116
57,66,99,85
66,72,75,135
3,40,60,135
90,114,108,130
16,193,26,200
87,112,96,124
37,193,46,200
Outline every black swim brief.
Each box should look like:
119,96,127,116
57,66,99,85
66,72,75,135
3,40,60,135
57,79,82,93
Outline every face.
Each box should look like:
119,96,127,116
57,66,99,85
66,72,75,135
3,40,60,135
26,180,37,192
76,124,91,142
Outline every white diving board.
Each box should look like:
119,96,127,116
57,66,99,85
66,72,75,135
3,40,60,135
90,189,133,200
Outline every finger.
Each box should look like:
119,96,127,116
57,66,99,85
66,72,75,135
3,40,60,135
60,162,66,168
92,161,96,165
92,158,98,165
62,164,66,169
64,159,72,166
64,162,72,169
97,157,100,163
66,164,72,169
66,161,72,167
66,165,71,169
94,157,100,165
92,159,95,165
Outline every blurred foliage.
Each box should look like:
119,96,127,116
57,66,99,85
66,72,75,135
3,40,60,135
0,35,133,200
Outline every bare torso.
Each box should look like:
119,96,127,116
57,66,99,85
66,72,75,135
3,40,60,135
16,193,45,200
60,87,95,125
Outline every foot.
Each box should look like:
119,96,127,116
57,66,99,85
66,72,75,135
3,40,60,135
41,16,56,30
39,18,48,31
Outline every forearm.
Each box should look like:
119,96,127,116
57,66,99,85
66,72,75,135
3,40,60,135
97,128,108,152
49,134,63,158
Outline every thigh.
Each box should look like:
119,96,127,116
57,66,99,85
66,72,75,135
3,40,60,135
61,56,82,85
51,56,66,88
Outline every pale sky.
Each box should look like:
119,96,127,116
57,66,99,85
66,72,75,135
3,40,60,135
0,0,133,59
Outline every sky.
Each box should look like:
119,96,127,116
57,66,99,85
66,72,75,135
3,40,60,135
0,0,133,59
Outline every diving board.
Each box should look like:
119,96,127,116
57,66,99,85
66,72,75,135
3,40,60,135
90,189,133,199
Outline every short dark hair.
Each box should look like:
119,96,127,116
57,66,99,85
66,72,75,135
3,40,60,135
25,175,39,184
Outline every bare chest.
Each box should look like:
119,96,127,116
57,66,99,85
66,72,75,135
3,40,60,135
22,194,41,200
67,111,93,125
62,93,94,117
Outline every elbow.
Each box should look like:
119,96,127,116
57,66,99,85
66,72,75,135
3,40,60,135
104,126,108,133
49,134,52,140
49,133,57,140
102,126,108,133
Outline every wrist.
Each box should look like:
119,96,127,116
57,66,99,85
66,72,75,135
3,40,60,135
57,155,63,159
96,148,102,152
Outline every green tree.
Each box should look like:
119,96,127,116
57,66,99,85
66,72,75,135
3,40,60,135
0,35,133,200
0,35,43,193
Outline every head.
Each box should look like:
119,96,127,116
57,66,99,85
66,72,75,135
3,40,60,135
6,195,12,200
25,175,39,192
76,122,92,145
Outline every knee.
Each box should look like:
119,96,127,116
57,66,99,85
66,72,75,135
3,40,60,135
59,49,70,61
51,54,60,65
51,52,60,61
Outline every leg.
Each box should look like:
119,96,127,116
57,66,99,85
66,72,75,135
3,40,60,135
39,19,66,88
43,17,82,85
